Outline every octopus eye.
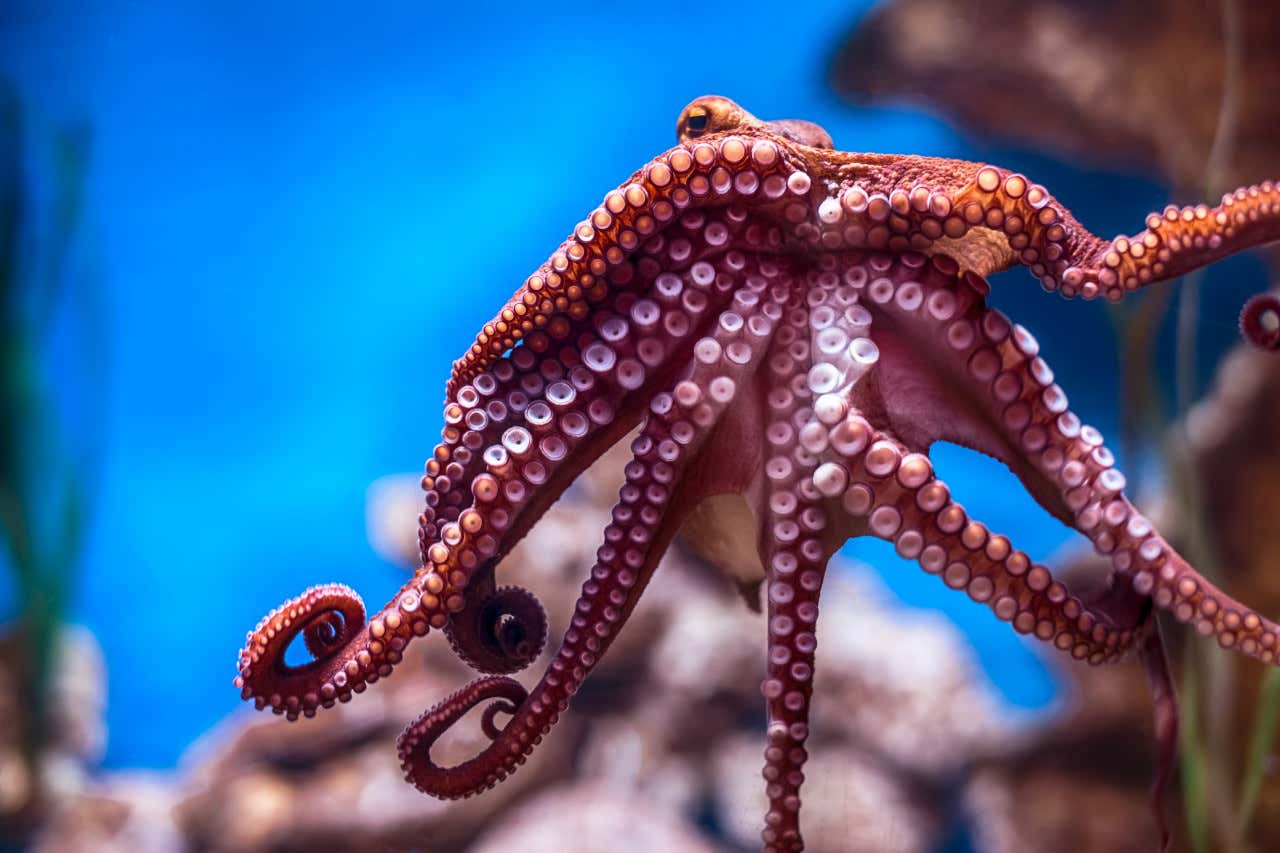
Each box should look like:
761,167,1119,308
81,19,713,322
684,108,709,136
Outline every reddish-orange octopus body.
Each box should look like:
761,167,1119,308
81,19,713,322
237,97,1280,852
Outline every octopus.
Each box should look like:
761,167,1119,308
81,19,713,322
236,97,1280,851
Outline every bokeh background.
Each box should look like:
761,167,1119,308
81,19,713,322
1,2,1275,851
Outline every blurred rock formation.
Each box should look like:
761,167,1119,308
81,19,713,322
0,625,107,839
831,0,1280,192
33,458,1039,852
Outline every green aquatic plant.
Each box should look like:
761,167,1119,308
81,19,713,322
0,84,99,829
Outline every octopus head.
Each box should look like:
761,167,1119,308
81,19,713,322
677,95,833,150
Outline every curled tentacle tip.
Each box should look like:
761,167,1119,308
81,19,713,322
444,585,549,675
479,698,520,740
303,608,351,658
236,582,369,720
397,675,529,800
1240,292,1280,351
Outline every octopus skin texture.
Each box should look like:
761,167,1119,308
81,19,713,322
236,96,1280,852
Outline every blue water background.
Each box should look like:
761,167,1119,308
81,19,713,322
0,1,1264,770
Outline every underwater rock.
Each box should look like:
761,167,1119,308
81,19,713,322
33,463,1081,851
965,765,1153,853
957,642,1170,853
469,784,718,853
0,624,106,836
32,774,183,853
171,634,581,852
1185,346,1280,606
831,0,1280,190
810,572,1035,779
713,734,941,853
0,637,35,823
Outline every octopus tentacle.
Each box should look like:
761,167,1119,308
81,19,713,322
422,207,772,544
853,247,1108,528
449,135,807,390
395,674,528,796
751,284,839,853
423,260,719,554
426,213,778,672
804,151,1280,303
1138,621,1178,853
398,267,786,799
1049,181,1280,300
1104,498,1280,660
426,280,706,671
820,419,1131,662
442,583,547,675
235,582,427,720
760,489,834,853
841,250,1280,660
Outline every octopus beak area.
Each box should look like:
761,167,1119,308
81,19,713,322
235,580,442,720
